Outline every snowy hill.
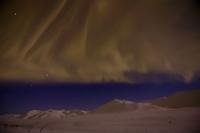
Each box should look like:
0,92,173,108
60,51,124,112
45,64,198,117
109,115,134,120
94,99,164,113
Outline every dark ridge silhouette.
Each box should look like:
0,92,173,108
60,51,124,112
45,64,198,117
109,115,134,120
151,89,200,108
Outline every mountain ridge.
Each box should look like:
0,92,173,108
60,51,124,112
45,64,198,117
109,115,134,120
150,89,200,108
94,99,164,113
1,89,200,118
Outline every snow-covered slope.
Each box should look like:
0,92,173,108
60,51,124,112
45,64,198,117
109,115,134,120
94,99,164,113
24,109,88,120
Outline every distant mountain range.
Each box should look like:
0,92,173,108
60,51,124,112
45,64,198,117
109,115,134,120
0,89,200,120
0,109,88,121
24,109,88,120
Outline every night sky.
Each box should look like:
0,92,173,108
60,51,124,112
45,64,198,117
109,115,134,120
0,0,200,114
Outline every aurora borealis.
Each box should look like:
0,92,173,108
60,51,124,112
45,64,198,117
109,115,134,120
0,0,200,114
0,0,199,82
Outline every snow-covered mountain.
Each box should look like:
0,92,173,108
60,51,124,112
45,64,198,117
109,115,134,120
24,109,88,120
0,100,164,121
94,99,164,113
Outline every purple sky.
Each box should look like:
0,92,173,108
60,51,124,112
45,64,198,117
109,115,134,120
1,80,200,114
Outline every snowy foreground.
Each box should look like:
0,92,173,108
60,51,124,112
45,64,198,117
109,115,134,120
1,109,200,133
0,102,200,133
